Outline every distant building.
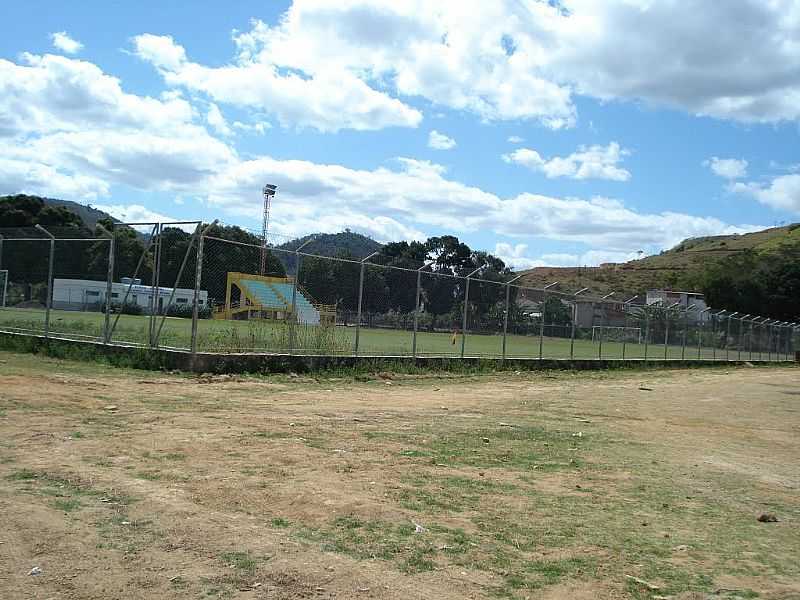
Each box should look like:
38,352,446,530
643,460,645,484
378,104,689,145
53,278,207,313
646,290,708,322
573,299,628,328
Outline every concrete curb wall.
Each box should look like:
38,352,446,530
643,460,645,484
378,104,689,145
0,330,795,374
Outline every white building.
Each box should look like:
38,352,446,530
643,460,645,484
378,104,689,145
646,290,709,322
53,278,207,313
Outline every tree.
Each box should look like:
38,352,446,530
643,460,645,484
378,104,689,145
200,223,286,302
542,296,572,326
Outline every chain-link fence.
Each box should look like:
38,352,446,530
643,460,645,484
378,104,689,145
0,222,798,362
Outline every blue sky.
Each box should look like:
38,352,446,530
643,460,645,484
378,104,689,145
1,0,799,268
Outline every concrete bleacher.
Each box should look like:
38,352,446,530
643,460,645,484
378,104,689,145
239,278,321,325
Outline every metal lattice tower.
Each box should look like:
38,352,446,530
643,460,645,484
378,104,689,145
260,184,277,275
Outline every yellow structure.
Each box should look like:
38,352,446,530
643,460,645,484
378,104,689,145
214,272,335,325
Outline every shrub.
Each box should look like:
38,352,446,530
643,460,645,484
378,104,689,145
165,303,211,319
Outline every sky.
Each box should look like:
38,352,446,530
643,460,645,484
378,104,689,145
1,0,799,269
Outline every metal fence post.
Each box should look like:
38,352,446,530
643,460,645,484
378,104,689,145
643,304,650,361
725,312,738,361
0,233,4,271
681,306,690,360
540,282,558,360
663,302,679,360
149,223,163,347
737,315,748,361
597,292,615,360
570,301,577,359
289,238,315,353
569,288,588,360
539,289,547,360
502,284,511,362
412,269,422,358
354,251,379,356
34,225,55,338
502,275,523,363
621,295,638,360
96,224,115,344
412,261,432,358
712,311,724,360
767,321,774,361
190,221,217,356
460,265,482,359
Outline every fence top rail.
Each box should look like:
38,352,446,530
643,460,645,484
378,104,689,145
0,236,111,242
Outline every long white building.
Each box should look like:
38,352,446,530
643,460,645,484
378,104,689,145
53,278,207,313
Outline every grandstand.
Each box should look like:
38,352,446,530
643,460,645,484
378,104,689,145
214,272,335,325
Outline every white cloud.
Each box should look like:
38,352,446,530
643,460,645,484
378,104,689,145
507,136,524,144
705,157,748,180
129,2,800,134
204,154,759,253
0,53,194,137
233,120,271,135
494,243,642,270
207,103,233,137
132,33,422,133
0,52,236,199
0,50,763,258
503,142,631,181
50,32,83,55
92,203,178,225
428,130,456,150
731,174,800,214
0,156,108,199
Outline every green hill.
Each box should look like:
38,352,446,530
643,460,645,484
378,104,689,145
518,223,800,300
276,230,382,259
0,194,120,230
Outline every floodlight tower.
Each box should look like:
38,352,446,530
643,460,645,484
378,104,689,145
260,184,277,275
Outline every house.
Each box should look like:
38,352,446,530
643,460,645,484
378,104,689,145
52,277,207,313
646,290,709,322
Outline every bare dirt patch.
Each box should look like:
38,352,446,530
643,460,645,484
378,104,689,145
0,353,798,599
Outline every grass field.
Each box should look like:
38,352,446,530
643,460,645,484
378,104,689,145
0,353,797,599
0,306,787,361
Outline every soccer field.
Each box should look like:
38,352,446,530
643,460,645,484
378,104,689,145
0,306,779,360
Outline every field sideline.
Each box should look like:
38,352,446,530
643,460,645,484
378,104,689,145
0,306,779,361
0,353,797,599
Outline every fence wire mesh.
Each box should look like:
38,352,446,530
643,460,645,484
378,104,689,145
0,223,797,362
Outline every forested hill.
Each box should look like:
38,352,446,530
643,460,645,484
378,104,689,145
0,194,119,229
276,230,382,259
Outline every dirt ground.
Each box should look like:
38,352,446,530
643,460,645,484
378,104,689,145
0,352,798,600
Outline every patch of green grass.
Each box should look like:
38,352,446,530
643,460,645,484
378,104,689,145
270,517,290,528
290,514,480,575
53,498,81,512
169,576,189,590
6,468,39,480
399,449,429,458
134,470,162,481
164,452,186,461
494,557,597,597
70,431,84,439
380,423,590,473
252,431,295,439
220,551,259,572
400,547,436,573
95,514,159,555
398,474,518,513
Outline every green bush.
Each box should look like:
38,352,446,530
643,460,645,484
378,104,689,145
165,303,211,319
